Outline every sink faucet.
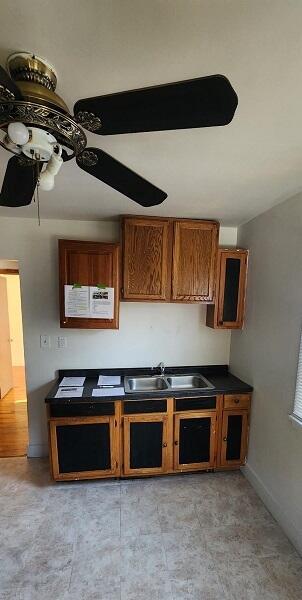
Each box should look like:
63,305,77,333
158,362,165,376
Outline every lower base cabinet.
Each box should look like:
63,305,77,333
49,416,119,480
220,409,249,467
174,412,216,471
123,414,168,476
47,394,250,481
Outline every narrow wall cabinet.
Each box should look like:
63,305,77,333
174,412,216,471
121,216,219,303
206,248,248,329
58,239,120,329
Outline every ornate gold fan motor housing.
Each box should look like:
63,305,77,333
0,52,87,159
8,52,67,113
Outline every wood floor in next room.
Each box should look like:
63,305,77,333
0,367,28,457
1,458,301,600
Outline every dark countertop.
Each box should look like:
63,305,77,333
45,365,253,404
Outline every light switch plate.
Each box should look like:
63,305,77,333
57,336,67,349
40,335,50,349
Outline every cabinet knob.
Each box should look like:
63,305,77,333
234,398,240,404
174,440,179,446
162,442,167,448
223,437,228,442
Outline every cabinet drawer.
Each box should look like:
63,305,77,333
224,394,250,410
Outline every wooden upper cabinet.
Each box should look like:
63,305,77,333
206,248,248,329
172,220,219,302
122,217,171,301
59,239,120,329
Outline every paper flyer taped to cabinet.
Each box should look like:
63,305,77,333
89,287,114,319
64,285,90,318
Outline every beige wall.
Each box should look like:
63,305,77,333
230,192,302,555
1,274,25,367
0,216,237,458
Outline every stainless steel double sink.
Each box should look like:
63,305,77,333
124,373,214,393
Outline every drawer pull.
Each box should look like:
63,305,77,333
223,437,228,442
174,440,179,446
162,442,167,448
234,398,240,404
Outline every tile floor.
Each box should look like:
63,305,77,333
1,458,301,599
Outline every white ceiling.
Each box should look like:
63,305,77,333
0,0,302,225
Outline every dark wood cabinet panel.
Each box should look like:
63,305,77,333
123,414,168,475
172,220,219,302
174,412,216,471
220,409,249,467
49,416,118,480
206,249,248,329
122,217,171,300
59,239,120,329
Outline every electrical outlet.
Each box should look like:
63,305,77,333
40,335,50,349
57,336,67,349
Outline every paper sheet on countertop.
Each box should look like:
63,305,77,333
55,387,84,398
97,375,121,386
59,377,86,387
92,387,125,397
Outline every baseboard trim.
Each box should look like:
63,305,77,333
27,443,48,458
242,463,302,556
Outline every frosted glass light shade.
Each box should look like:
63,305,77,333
8,122,30,145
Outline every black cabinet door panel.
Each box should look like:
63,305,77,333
222,258,241,322
179,417,211,464
56,422,111,473
130,421,163,469
226,414,243,461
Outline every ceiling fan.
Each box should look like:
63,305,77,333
0,52,238,209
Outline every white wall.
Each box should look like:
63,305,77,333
0,217,236,457
2,274,25,367
230,192,302,555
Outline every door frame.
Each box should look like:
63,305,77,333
174,411,217,471
123,413,168,476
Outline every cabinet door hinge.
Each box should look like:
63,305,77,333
115,419,117,427
116,461,119,469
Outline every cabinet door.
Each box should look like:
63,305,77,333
174,412,216,471
122,217,171,300
220,410,249,467
172,220,219,302
49,416,118,480
59,239,120,329
217,250,248,328
123,414,168,475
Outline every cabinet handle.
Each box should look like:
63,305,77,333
162,442,167,448
223,437,228,442
174,440,179,446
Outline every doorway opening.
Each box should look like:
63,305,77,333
0,260,28,457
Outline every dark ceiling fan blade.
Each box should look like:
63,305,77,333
74,74,238,135
76,147,167,207
0,155,41,207
0,65,22,100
